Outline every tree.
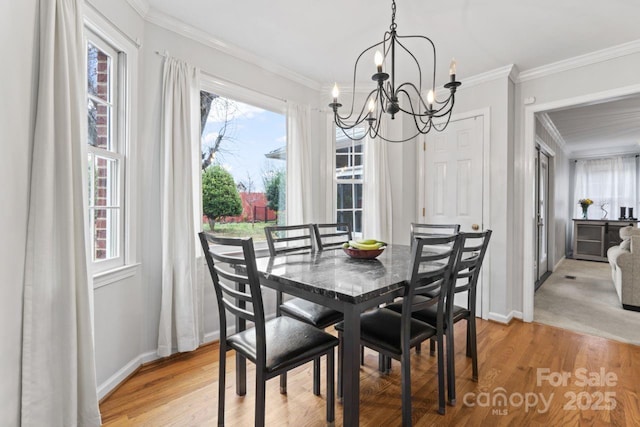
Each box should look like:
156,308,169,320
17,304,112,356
201,95,242,170
240,172,261,224
263,169,285,213
202,165,243,229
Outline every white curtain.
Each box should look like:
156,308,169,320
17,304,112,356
573,156,638,219
157,57,204,357
286,102,313,224
362,126,393,243
21,0,101,425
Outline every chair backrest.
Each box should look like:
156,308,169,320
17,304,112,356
313,223,352,250
410,223,461,240
451,230,492,312
198,232,266,363
264,224,316,256
400,234,464,347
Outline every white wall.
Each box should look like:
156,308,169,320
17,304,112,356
0,0,38,423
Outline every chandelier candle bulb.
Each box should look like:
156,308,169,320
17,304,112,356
332,83,339,103
427,89,435,107
449,58,457,76
374,50,384,73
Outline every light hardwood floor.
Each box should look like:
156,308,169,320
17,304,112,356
100,319,640,426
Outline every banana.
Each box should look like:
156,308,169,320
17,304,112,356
348,240,384,250
357,239,378,245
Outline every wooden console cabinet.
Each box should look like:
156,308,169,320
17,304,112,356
573,219,639,261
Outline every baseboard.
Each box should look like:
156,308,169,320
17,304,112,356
553,256,566,272
487,310,522,324
97,355,144,400
622,304,640,312
98,313,278,400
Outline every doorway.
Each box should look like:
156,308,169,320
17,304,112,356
535,147,551,289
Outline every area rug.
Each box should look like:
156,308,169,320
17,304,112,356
534,258,640,345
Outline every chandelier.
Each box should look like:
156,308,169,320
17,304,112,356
329,0,461,142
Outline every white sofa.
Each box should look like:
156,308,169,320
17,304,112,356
607,226,640,311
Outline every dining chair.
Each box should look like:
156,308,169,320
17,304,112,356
408,223,460,355
264,224,343,395
388,230,492,405
336,234,464,421
198,232,338,427
313,222,352,250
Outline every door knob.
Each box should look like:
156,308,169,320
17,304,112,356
472,224,480,231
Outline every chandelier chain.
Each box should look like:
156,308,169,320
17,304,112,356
390,0,397,31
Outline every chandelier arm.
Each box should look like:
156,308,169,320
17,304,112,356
394,83,431,115
334,88,380,127
395,33,437,95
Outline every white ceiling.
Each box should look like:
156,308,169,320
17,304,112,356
545,95,640,157
144,0,640,86
143,0,640,155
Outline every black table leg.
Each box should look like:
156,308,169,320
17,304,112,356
342,306,361,426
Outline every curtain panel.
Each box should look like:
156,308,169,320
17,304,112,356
573,156,638,219
21,0,101,425
157,57,204,357
362,125,393,243
286,102,313,225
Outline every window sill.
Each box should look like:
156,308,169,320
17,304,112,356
93,263,140,289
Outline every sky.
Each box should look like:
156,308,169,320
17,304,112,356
201,95,286,192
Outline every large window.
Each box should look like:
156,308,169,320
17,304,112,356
86,31,125,272
336,127,365,235
200,90,286,241
573,156,638,219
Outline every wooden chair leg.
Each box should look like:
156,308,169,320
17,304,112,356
386,355,391,372
326,350,335,424
313,358,321,396
430,338,436,356
469,317,479,381
255,371,266,427
218,345,226,427
360,345,365,366
416,343,421,354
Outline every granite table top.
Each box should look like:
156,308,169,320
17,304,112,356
254,245,415,304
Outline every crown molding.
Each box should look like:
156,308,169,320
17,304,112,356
518,39,640,83
124,0,150,18
536,112,567,153
144,8,322,91
458,64,518,89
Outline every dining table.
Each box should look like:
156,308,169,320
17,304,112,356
236,244,415,426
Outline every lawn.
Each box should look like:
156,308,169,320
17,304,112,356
203,221,276,240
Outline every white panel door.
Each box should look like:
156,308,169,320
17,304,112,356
423,116,484,314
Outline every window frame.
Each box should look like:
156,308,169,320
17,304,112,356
334,126,365,237
84,10,139,285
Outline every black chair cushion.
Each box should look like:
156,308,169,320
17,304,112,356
386,296,470,326
227,316,338,373
335,308,436,356
280,298,343,329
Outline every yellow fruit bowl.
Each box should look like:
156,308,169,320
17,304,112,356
343,246,386,259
